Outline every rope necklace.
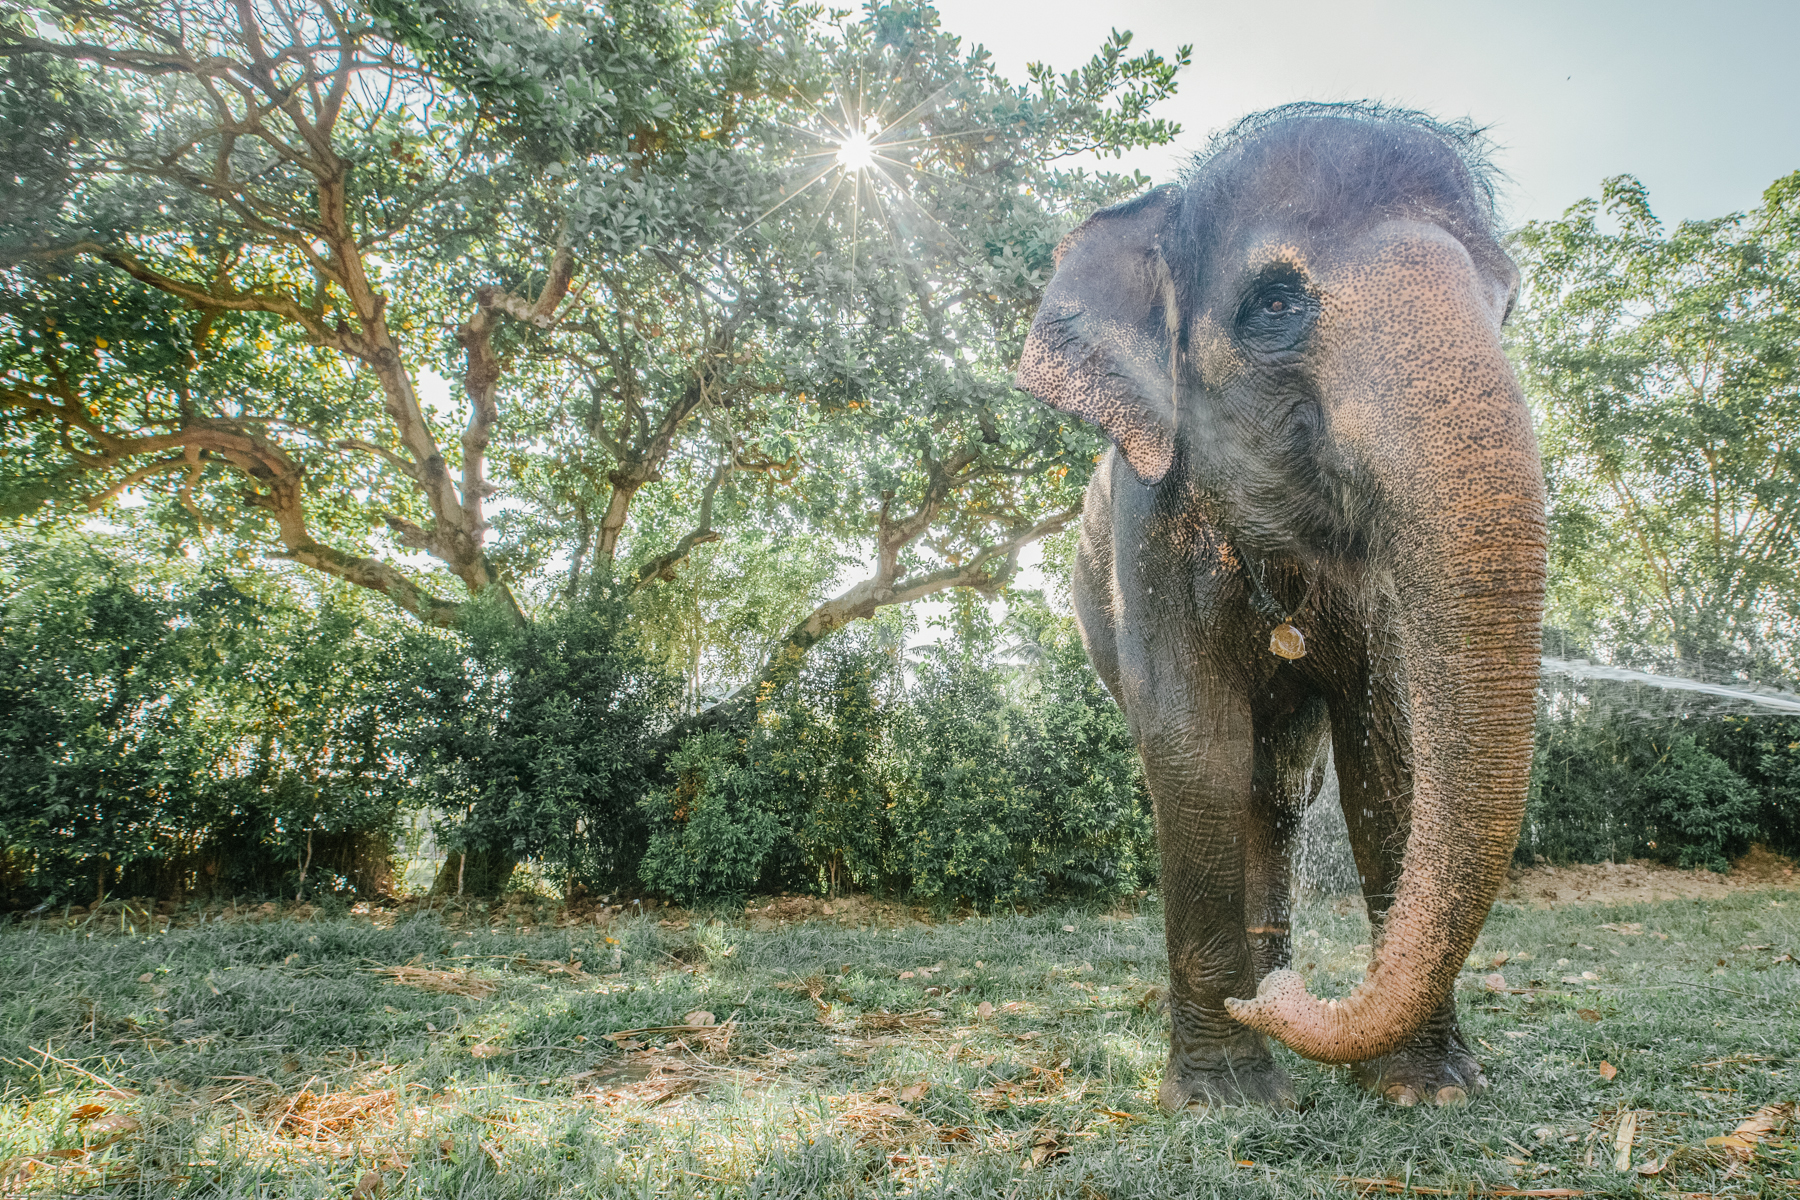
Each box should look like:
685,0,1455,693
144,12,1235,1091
1238,554,1314,660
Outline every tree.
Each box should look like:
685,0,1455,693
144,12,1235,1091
1510,172,1800,679
464,0,1187,708
0,0,696,624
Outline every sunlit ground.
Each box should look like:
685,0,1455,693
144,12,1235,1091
1,885,1796,1198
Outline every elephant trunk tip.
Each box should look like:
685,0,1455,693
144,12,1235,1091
1225,969,1407,1065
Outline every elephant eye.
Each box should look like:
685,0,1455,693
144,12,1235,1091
1236,279,1315,351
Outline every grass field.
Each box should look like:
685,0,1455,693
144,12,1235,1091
1,884,1795,1199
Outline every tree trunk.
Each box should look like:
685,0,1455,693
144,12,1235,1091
431,849,517,899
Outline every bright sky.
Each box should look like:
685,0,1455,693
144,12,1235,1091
932,0,1800,227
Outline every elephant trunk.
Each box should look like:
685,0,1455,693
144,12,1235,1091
1226,223,1548,1064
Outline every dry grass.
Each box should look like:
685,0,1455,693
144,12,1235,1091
371,964,499,999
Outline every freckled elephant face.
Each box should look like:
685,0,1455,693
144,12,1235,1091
1023,114,1528,563
1015,105,1546,1100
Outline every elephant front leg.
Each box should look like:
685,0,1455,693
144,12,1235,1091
1142,710,1297,1113
1331,692,1486,1106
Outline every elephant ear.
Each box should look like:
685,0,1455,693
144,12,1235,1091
1017,185,1183,485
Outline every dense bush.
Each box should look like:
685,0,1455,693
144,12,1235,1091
0,535,412,903
635,602,1154,909
637,732,783,904
888,608,1153,906
1522,686,1800,870
397,577,682,896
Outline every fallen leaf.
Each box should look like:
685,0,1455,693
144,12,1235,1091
975,1001,994,1020
87,1114,138,1135
1234,1159,1255,1167
1483,973,1509,992
1708,1101,1795,1159
1612,1109,1637,1172
682,1010,715,1027
69,1104,108,1121
898,971,915,980
1634,1157,1663,1176
1062,925,1076,932
352,1169,382,1200
1576,1009,1602,1022
1096,1107,1136,1122
1598,1060,1618,1081
1491,952,1511,967
137,972,153,984
898,1080,929,1104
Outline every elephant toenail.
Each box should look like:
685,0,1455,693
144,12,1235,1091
1385,1085,1419,1106
1435,1085,1468,1106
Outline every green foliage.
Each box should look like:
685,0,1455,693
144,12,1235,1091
755,627,903,895
0,531,411,902
1511,172,1800,678
888,604,1151,908
1637,735,1760,870
634,601,1150,908
637,731,782,905
397,578,681,893
1524,686,1793,871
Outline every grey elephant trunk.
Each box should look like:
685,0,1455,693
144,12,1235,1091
1225,226,1548,1064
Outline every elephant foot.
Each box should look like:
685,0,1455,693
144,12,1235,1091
1159,1031,1297,1113
1351,1007,1486,1107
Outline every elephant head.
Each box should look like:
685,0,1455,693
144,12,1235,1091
1017,104,1547,1065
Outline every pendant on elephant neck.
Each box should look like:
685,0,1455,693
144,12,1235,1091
1269,623,1307,660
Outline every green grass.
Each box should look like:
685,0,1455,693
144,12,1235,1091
1,890,1796,1198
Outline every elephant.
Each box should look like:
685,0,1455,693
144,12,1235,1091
1015,103,1547,1111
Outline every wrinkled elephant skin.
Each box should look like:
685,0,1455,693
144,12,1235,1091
1016,105,1547,1112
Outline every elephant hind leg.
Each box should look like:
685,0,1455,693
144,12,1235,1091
1245,693,1332,982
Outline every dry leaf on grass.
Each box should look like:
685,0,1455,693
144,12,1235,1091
682,1010,715,1027
1706,1101,1794,1158
1597,1061,1617,1081
857,1009,942,1033
898,1081,929,1105
975,1001,994,1020
274,1089,397,1151
69,1104,108,1121
1576,1009,1601,1022
371,965,496,999
1028,1132,1068,1167
86,1113,139,1136
351,1169,382,1200
1612,1110,1637,1172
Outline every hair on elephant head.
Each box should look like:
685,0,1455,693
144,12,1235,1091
1018,103,1546,1111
